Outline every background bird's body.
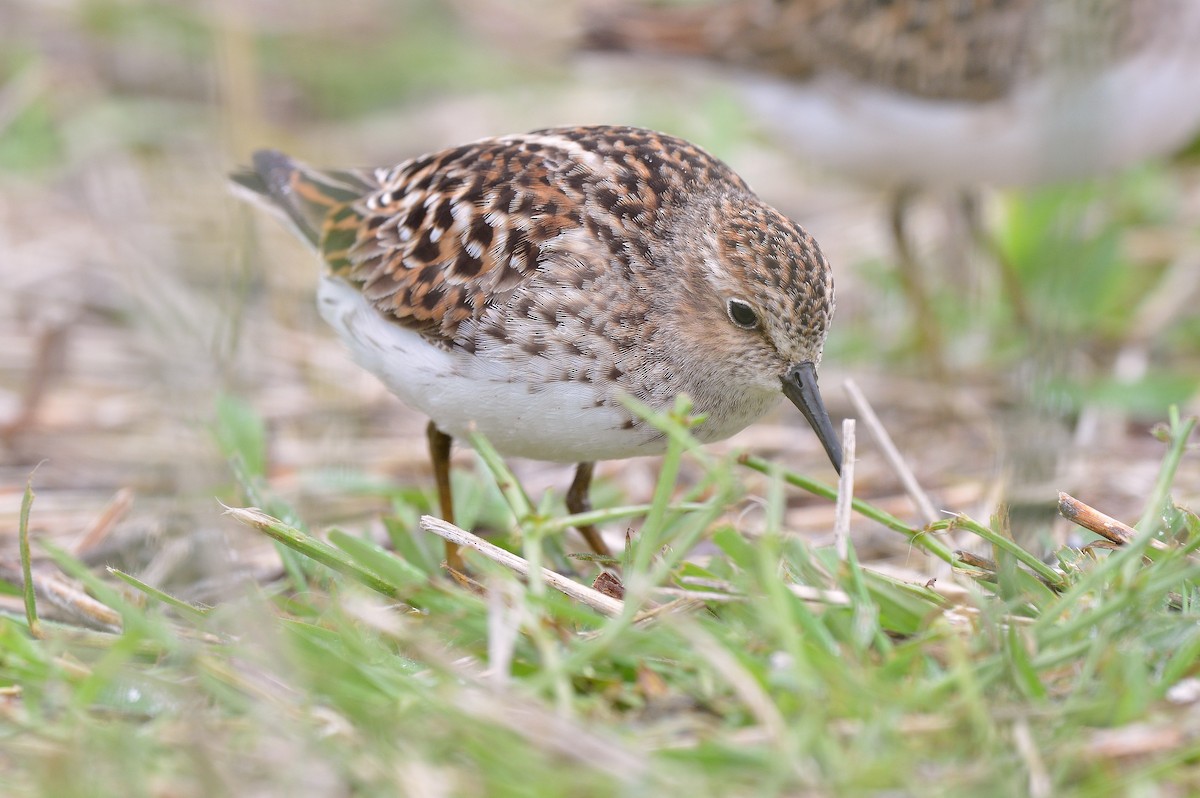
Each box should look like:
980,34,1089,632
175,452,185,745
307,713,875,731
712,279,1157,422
585,0,1200,551
587,0,1200,189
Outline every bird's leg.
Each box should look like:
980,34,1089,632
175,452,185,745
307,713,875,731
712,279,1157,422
427,421,464,573
889,186,946,376
567,462,611,558
960,189,1037,334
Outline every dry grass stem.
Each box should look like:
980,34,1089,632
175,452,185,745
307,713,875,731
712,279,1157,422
780,482,985,536
1057,492,1135,544
628,597,708,623
0,559,122,633
1086,723,1187,761
654,584,852,606
652,588,740,603
1057,492,1168,551
419,516,626,617
1012,719,1052,798
835,417,856,561
0,322,68,442
485,581,522,689
73,488,135,556
843,378,940,525
788,584,852,605
955,550,999,573
677,575,734,592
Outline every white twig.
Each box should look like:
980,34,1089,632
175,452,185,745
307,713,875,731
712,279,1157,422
844,378,939,524
788,584,852,605
419,516,625,617
485,581,522,689
656,584,852,606
1013,719,1051,798
835,418,856,561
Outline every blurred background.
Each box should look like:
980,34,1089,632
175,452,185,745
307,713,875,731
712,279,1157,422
2,0,1199,596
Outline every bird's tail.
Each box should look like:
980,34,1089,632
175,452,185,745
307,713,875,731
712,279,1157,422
230,150,377,249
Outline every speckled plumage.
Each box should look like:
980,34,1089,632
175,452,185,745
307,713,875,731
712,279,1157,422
588,0,1168,102
234,126,840,471
586,1,1200,186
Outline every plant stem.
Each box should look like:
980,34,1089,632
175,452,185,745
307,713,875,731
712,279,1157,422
738,454,956,564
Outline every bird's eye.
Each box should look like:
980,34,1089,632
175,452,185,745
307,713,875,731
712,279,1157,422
726,299,760,330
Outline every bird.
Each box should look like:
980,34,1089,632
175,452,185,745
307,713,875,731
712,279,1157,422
232,125,842,573
583,0,1200,362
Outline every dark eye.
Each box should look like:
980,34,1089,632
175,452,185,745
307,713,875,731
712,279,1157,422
726,299,759,330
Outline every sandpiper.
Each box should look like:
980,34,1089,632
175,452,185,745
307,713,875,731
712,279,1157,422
585,0,1200,360
234,125,841,571
586,0,1200,188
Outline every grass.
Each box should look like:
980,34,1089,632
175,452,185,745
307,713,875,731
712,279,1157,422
2,400,1197,796
2,2,1199,794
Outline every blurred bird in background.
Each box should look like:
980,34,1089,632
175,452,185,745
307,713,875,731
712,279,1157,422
583,0,1200,549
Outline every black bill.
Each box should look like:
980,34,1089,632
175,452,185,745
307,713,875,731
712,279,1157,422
780,362,842,474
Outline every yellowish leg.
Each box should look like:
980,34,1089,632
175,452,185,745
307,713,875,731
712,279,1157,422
960,190,1036,333
427,421,464,573
890,187,947,376
567,462,611,558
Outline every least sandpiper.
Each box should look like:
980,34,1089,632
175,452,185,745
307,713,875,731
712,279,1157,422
586,0,1200,188
234,125,841,571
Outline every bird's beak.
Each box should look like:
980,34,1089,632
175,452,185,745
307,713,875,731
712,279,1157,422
780,362,842,474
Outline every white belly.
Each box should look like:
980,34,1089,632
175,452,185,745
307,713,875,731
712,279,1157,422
316,276,675,462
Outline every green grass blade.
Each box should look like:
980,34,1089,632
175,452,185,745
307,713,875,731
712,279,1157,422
213,393,267,480
106,568,210,623
1006,625,1047,701
19,468,40,637
739,454,958,564
327,529,428,590
1136,407,1197,534
538,501,709,534
935,516,1066,590
466,429,533,521
223,505,399,598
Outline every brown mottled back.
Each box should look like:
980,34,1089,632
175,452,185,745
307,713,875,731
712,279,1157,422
585,0,1166,103
253,126,753,347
